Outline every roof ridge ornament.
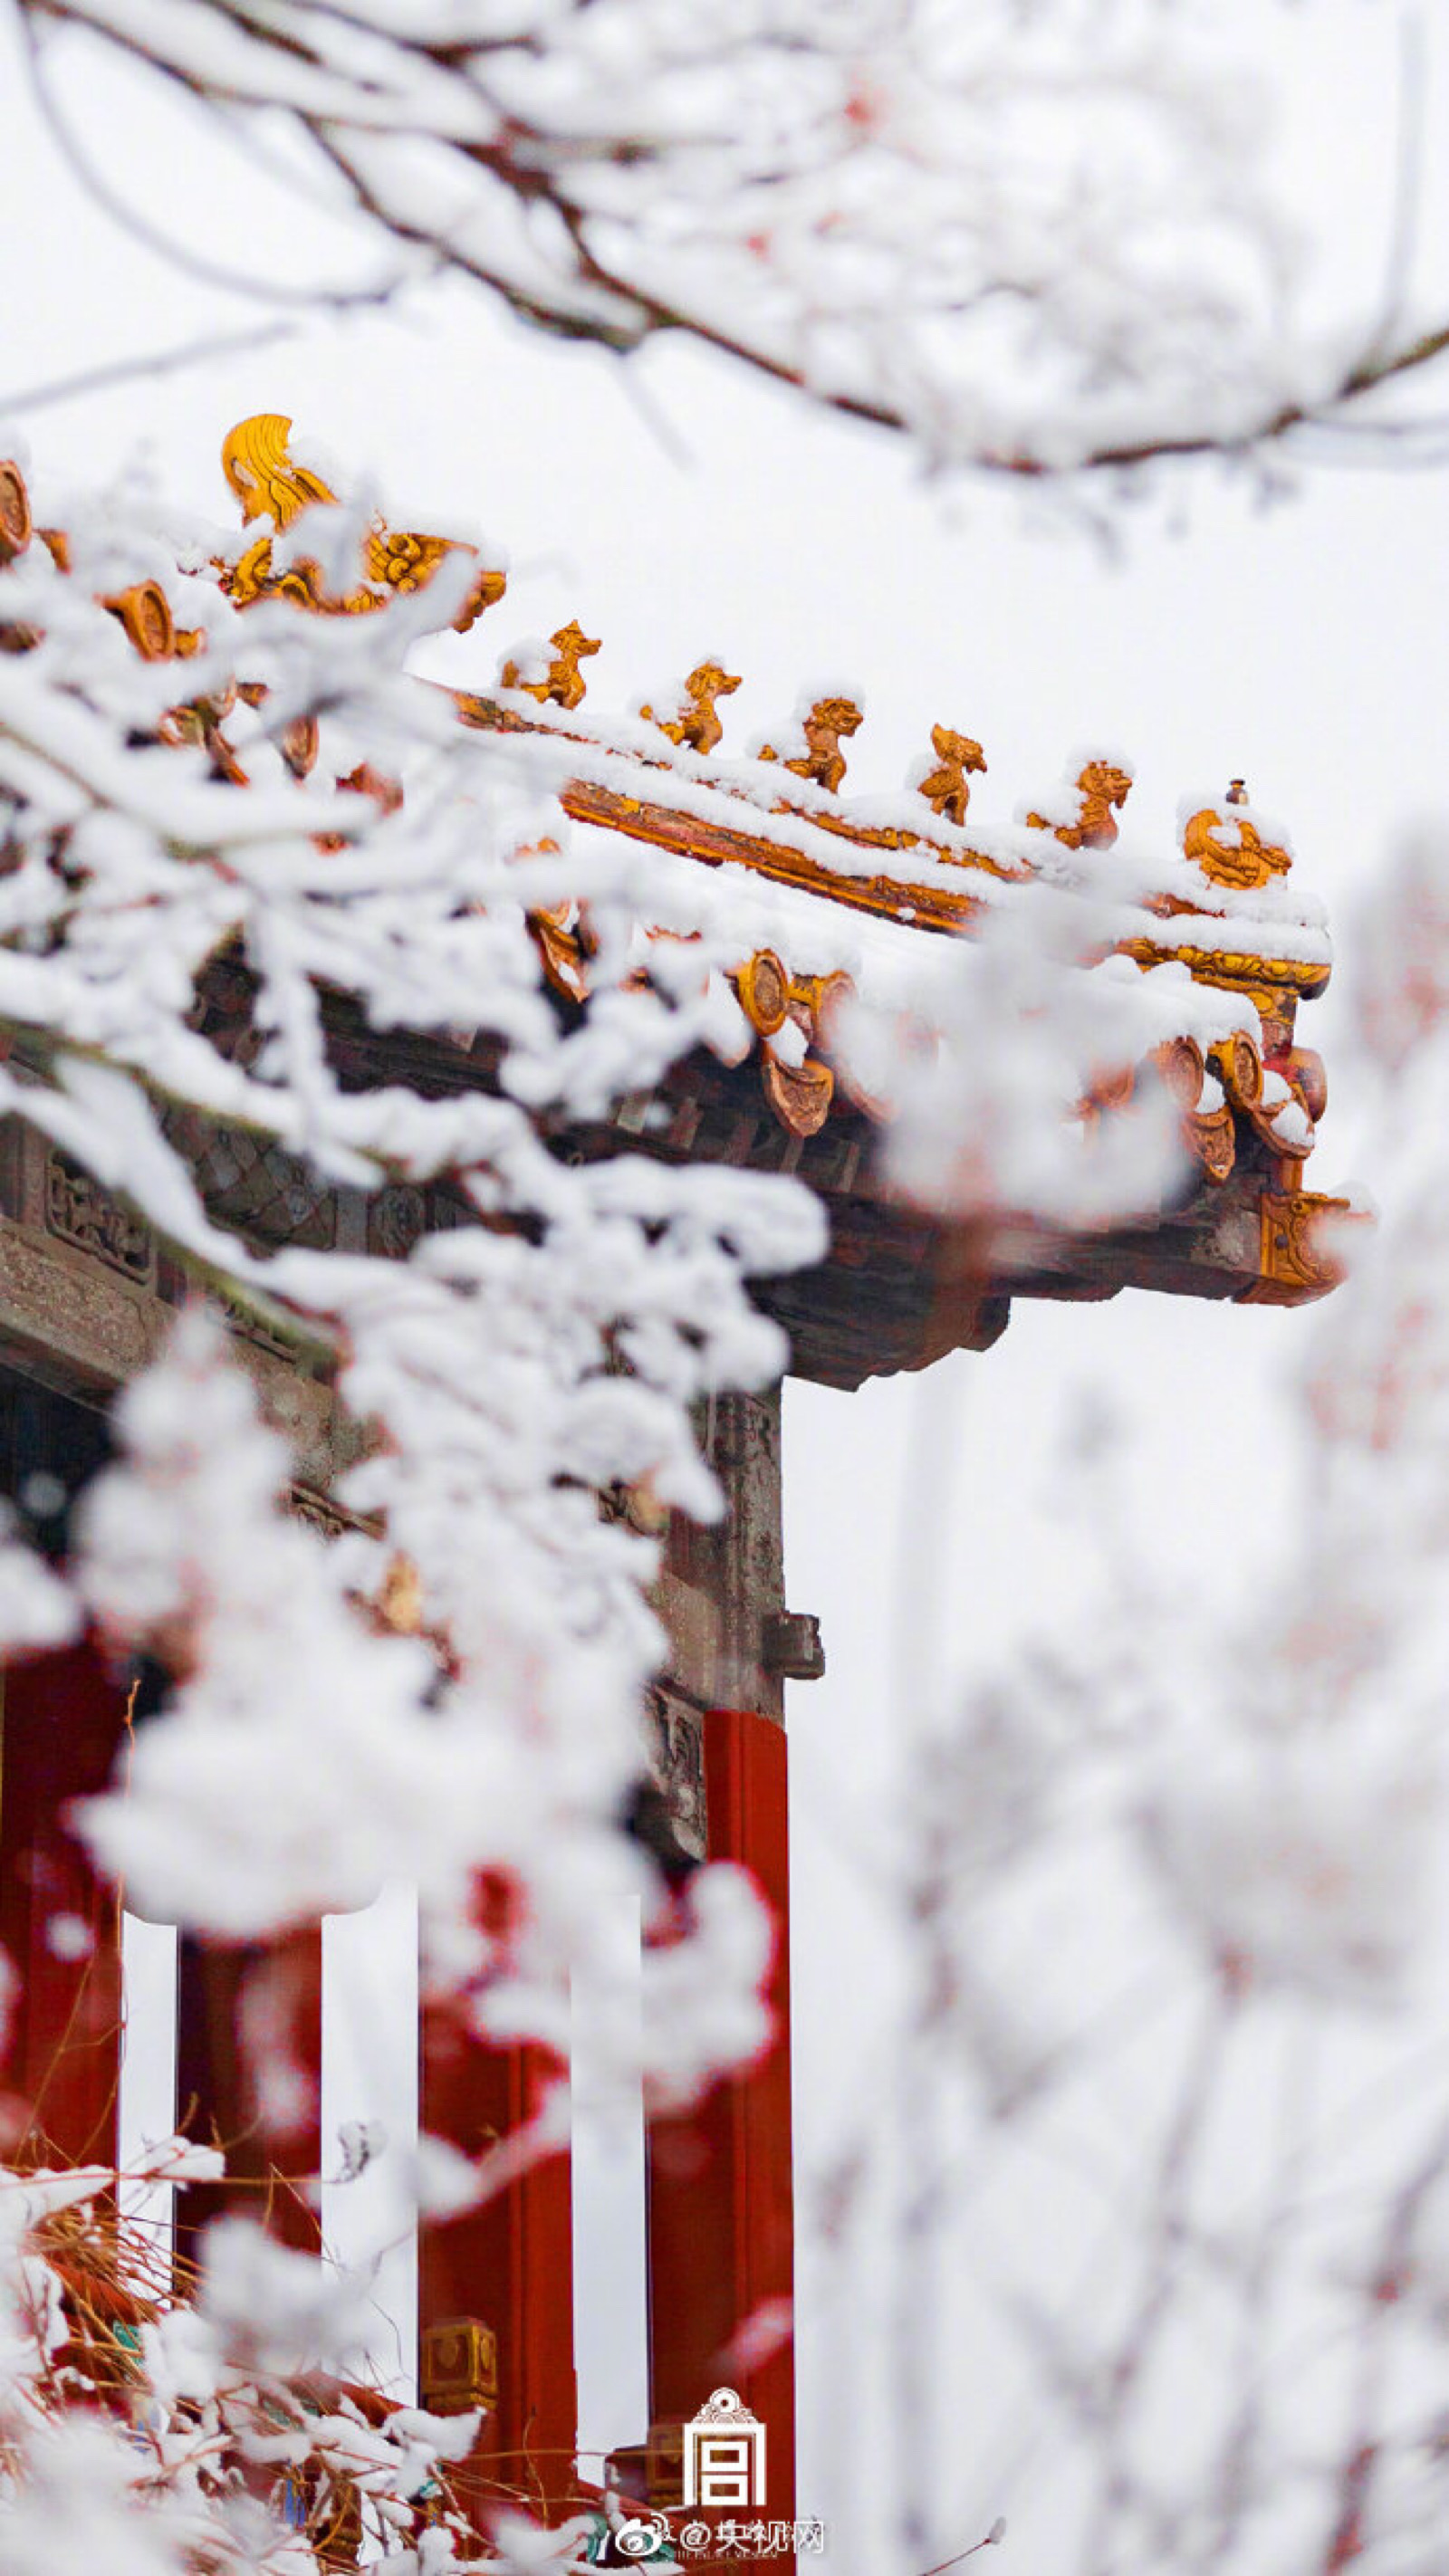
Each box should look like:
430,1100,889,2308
916,723,987,828
639,658,742,754
222,412,335,531
4,415,1354,1309
501,619,600,711
218,413,505,631
1028,757,1134,850
759,694,864,794
1182,780,1293,891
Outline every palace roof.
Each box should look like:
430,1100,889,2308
0,418,1358,1387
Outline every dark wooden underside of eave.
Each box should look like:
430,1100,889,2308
307,982,1290,1392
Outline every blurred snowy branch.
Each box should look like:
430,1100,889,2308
817,828,1449,2573
14,0,1449,479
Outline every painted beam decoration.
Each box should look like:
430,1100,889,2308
0,417,1360,1384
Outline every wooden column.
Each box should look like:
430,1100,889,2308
419,2015,578,2523
646,1702,795,2530
0,1635,128,2169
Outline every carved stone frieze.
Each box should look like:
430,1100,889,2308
44,1150,154,1285
643,1684,707,1865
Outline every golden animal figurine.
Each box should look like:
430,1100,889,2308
1028,758,1134,851
640,659,742,755
917,724,986,827
219,414,504,631
759,695,863,795
1182,785,1292,892
502,619,601,713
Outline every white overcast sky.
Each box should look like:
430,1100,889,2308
6,4,1449,2564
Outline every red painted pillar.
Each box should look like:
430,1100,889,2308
174,1926,323,2265
419,2003,577,2525
647,1705,795,2530
0,1636,128,2169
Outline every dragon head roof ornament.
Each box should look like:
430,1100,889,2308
217,412,506,629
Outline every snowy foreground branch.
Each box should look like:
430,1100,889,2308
15,0,1449,478
0,449,851,2567
0,455,830,2060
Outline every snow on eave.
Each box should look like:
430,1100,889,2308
471,691,1333,982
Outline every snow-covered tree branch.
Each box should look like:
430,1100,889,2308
14,0,1449,479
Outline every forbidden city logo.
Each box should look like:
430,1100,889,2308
684,2387,766,2511
609,2388,826,2561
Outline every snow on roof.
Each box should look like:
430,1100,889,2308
1,415,1351,1296
454,655,1333,1205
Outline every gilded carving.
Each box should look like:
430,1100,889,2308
760,695,863,795
502,619,600,712
219,415,504,631
640,659,742,755
459,704,1333,1170
1207,1029,1262,1109
1182,788,1292,891
917,724,986,828
223,413,335,530
1242,1191,1363,1306
1029,759,1133,850
192,441,1345,1215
